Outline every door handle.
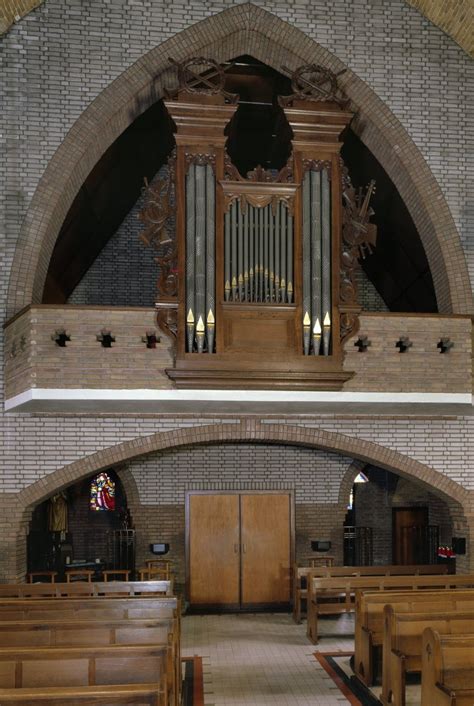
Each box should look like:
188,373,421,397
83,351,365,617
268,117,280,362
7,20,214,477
242,544,247,554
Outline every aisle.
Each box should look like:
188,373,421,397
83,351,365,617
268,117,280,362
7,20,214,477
182,612,354,705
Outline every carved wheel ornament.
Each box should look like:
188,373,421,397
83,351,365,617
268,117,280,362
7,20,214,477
168,56,238,102
280,64,350,107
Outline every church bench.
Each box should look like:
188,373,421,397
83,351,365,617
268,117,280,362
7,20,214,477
0,683,163,704
306,574,474,643
380,607,474,706
292,564,448,623
0,618,181,706
354,588,474,686
0,596,180,622
0,579,173,598
421,629,474,706
0,644,170,706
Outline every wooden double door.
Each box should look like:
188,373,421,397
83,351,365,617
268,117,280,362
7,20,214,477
187,492,292,610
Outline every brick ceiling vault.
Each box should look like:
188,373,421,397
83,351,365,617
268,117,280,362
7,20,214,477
0,0,44,35
1,0,474,58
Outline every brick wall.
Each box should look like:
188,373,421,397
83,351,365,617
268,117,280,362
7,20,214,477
123,443,351,582
4,308,471,399
355,473,453,565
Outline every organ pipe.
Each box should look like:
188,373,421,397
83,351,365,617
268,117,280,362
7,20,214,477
321,169,331,355
205,164,215,353
185,162,216,354
185,164,196,351
194,165,206,349
301,166,332,355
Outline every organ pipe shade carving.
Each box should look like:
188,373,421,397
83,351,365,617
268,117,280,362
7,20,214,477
224,201,294,304
185,163,216,353
302,167,332,355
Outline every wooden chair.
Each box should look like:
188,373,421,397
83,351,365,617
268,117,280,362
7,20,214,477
102,569,131,582
27,571,57,584
65,569,94,583
140,566,170,581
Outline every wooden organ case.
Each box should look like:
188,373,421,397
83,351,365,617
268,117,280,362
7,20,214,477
142,60,376,390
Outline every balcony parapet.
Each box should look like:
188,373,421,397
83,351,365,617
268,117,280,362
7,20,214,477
3,305,472,413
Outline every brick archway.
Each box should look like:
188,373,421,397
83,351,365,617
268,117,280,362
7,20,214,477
3,421,471,581
6,4,472,317
18,421,470,512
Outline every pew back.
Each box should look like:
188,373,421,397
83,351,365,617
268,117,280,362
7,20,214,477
0,683,163,704
307,575,474,643
354,588,474,686
421,629,474,706
381,608,474,706
0,581,173,598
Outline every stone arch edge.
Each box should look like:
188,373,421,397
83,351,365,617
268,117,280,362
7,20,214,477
18,421,471,514
6,4,472,317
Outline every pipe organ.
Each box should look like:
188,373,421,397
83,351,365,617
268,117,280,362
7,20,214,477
142,59,376,390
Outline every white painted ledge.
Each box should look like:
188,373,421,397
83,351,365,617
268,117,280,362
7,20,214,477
4,388,473,415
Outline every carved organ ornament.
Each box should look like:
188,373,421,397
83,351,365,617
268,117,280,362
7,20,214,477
139,59,377,390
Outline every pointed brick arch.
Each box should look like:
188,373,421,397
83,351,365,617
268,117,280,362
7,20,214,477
6,3,472,317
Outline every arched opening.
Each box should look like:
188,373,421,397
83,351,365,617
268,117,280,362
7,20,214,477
7,4,471,317
44,55,436,313
26,469,135,581
344,466,464,571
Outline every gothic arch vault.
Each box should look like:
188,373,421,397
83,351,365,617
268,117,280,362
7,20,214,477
6,3,473,317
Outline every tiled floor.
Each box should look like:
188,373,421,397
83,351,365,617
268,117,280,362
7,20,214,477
182,612,355,705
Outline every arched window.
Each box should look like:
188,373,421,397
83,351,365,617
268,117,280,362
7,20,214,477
90,471,115,511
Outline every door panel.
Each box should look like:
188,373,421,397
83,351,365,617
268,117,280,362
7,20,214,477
189,494,240,605
393,507,428,565
241,494,290,605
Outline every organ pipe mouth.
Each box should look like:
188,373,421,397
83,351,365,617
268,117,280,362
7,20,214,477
187,309,195,324
323,312,331,327
207,309,215,325
196,316,205,333
313,318,322,334
303,312,311,327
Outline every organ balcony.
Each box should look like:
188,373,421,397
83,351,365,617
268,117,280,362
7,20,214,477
4,61,472,413
3,304,472,413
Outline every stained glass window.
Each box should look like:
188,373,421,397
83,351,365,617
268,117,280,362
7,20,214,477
90,472,115,511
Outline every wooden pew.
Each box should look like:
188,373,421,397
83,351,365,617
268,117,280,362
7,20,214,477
421,629,474,706
0,596,179,621
0,683,163,704
292,564,448,623
0,618,181,706
307,574,474,643
381,607,474,706
0,580,173,598
0,645,169,706
354,588,474,686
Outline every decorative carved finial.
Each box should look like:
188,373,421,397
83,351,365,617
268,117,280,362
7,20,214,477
396,336,412,353
279,64,349,107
